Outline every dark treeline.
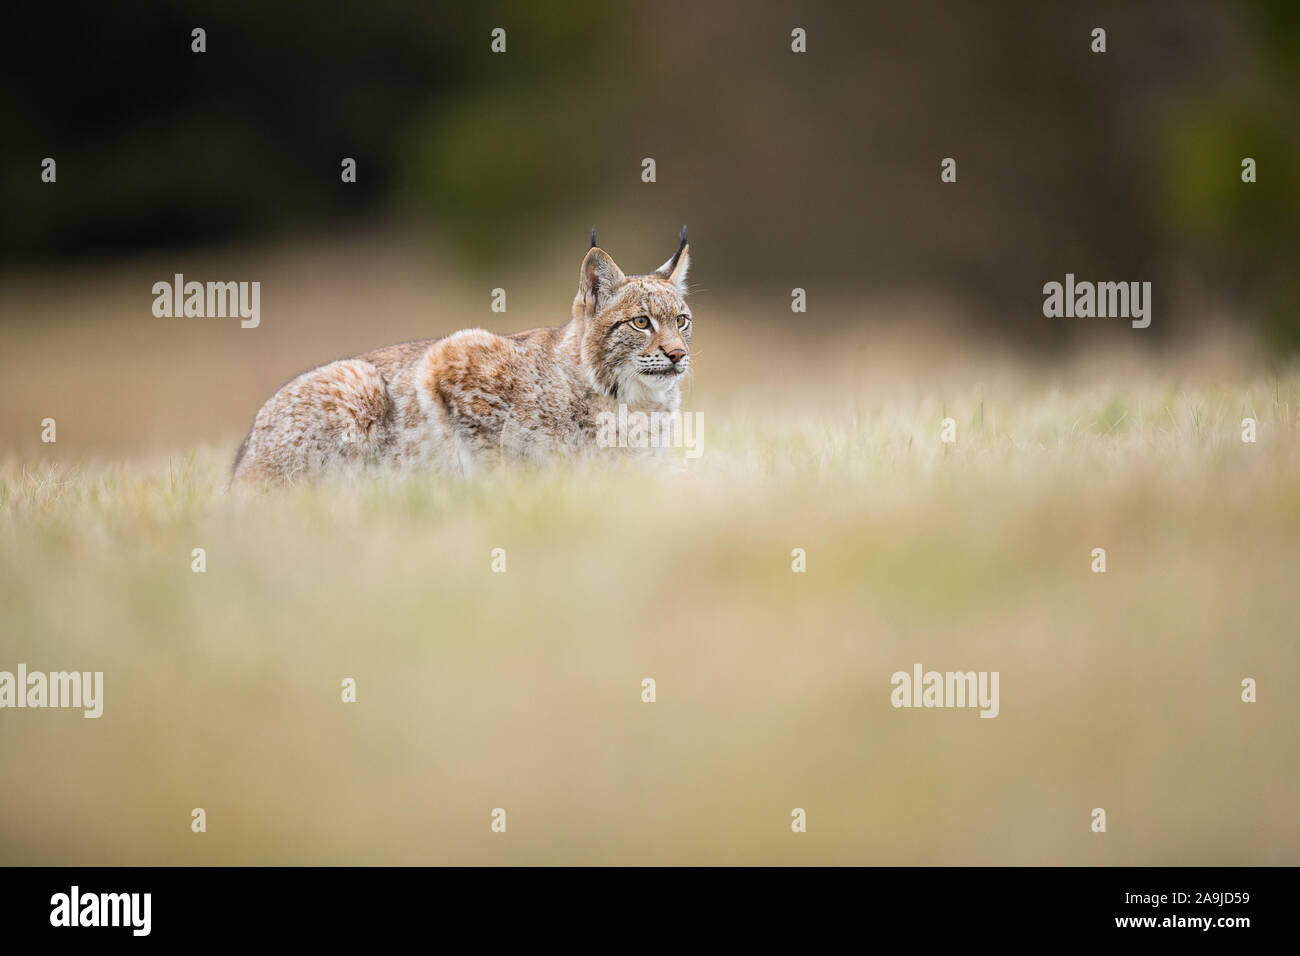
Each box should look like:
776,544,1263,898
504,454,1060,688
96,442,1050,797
3,1,1296,347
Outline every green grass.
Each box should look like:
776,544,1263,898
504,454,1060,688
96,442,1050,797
2,362,1298,864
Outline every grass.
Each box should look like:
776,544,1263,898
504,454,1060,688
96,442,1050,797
2,340,1298,865
1,237,1296,863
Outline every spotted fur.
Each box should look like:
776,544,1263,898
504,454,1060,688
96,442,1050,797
231,231,693,485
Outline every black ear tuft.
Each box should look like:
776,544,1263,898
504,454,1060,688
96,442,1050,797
590,227,597,249
667,224,688,273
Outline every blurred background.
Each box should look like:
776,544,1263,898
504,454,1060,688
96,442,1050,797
3,0,1298,346
1,1,1298,866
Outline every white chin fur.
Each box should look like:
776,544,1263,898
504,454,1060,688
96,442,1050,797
617,367,678,404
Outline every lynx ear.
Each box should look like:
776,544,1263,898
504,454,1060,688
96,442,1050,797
579,245,626,315
656,225,690,293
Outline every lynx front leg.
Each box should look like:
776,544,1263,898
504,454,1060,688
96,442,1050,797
232,359,392,485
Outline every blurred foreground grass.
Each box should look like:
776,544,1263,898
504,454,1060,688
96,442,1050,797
1,240,1297,864
2,360,1298,865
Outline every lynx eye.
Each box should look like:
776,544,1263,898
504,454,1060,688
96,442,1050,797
630,317,651,331
676,314,689,329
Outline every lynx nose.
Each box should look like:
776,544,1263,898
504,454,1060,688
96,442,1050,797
665,348,687,364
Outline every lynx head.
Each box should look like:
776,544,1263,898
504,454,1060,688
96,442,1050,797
575,226,692,401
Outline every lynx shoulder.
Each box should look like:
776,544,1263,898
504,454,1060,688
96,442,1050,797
232,227,693,485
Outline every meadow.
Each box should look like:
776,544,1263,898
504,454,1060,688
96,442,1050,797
1,240,1297,864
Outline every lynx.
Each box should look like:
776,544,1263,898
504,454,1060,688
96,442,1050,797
231,228,692,485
